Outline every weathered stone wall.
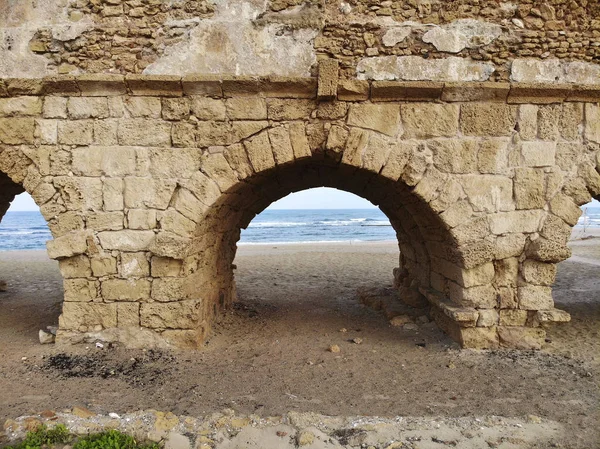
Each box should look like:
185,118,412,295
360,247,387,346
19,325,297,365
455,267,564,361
0,75,598,350
2,1,599,83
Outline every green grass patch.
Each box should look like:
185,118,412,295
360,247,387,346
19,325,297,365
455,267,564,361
5,426,161,449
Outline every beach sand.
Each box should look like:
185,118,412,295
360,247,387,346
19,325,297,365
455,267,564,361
0,235,598,447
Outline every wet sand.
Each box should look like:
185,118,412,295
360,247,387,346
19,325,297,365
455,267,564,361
0,238,598,447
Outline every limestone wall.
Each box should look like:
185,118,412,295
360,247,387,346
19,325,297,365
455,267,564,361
2,1,598,83
0,75,598,349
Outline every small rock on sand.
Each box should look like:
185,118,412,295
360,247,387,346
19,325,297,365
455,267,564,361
39,330,55,345
0,280,6,292
389,315,412,326
329,345,341,353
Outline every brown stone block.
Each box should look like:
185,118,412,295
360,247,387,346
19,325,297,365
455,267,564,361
565,85,600,102
0,80,7,97
76,74,127,96
461,103,517,136
126,75,182,97
182,75,223,97
222,76,261,97
102,279,152,301
261,76,317,99
140,300,202,329
337,79,369,101
372,81,443,102
117,303,140,327
507,83,570,104
41,76,80,96
60,302,117,330
498,326,545,350
441,82,510,102
0,117,35,144
317,59,339,100
5,78,44,96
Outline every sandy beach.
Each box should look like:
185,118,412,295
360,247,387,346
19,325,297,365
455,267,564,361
0,235,598,447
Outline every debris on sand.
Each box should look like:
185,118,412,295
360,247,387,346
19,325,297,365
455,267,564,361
328,344,341,353
0,280,7,292
38,330,55,345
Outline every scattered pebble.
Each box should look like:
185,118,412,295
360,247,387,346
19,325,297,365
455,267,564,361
329,345,341,353
39,330,55,345
339,328,347,333
352,338,363,345
389,315,412,327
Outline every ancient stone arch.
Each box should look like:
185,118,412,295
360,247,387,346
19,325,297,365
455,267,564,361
0,74,598,350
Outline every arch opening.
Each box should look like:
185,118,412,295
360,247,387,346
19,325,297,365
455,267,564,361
177,158,462,346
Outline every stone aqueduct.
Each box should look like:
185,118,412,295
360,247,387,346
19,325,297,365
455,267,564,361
0,71,599,350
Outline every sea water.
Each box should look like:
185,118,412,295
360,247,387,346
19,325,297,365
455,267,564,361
1,207,598,251
0,209,397,251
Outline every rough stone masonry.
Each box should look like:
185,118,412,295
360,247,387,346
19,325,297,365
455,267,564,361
0,0,599,350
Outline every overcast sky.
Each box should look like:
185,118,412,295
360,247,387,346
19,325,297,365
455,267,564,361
8,189,599,212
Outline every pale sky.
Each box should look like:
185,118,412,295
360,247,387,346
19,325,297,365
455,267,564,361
8,188,376,211
8,189,599,212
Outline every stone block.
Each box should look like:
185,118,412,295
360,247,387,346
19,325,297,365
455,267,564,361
584,103,600,143
549,193,582,226
0,118,35,144
401,103,458,138
380,142,414,181
267,99,316,121
59,255,92,279
260,77,317,99
170,123,196,148
127,209,157,230
226,97,267,120
499,309,528,326
151,257,183,277
494,257,519,287
337,79,369,101
120,252,150,277
288,122,312,160
429,139,477,174
518,285,553,310
200,153,238,192
518,104,538,140
182,75,223,97
462,175,513,213
460,104,517,136
123,97,162,118
460,326,499,349
117,303,140,327
93,120,118,145
244,131,275,173
507,83,570,104
117,119,171,146
60,303,117,330
91,256,118,277
43,97,68,118
77,74,127,96
46,230,89,259
190,97,226,121
498,326,545,350
72,146,138,177
140,300,201,329
317,59,339,100
0,96,42,116
124,178,176,210
521,260,557,286
441,82,509,102
498,286,518,309
514,168,545,209
477,309,499,327
448,282,497,308
36,119,58,144
152,278,185,302
268,126,295,166
63,279,97,302
103,178,123,212
526,237,571,263
86,212,124,232
161,98,190,121
223,143,254,179
477,139,509,174
126,75,182,97
58,120,94,145
67,97,109,119
489,210,543,235
102,279,152,301
372,81,443,102
159,209,196,237
97,230,155,252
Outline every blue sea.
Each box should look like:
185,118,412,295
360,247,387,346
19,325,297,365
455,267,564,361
1,207,598,251
0,209,397,251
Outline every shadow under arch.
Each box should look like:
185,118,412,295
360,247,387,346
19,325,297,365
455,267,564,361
187,156,459,336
